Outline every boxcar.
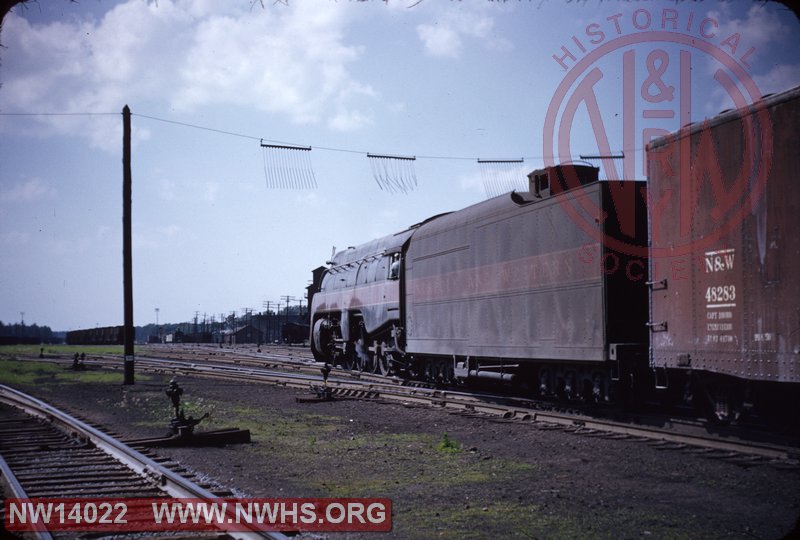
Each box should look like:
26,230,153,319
65,325,124,345
647,85,800,416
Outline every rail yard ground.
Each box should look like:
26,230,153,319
1,349,799,539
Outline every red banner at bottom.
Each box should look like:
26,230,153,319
5,497,392,532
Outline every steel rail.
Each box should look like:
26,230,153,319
0,384,285,540
0,452,55,540
11,353,800,464
142,361,800,463
128,350,800,461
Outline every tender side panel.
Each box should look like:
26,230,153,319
405,185,607,362
648,87,800,383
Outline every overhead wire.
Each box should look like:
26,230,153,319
0,110,643,161
1,110,634,194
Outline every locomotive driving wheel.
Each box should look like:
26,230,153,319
343,349,357,371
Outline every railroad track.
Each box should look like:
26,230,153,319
10,347,800,466
0,384,285,540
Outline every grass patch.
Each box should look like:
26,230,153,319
436,432,461,453
136,399,540,499
0,344,130,359
303,429,538,497
0,358,150,387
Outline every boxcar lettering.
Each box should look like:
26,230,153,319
704,285,736,305
706,323,733,332
704,249,735,273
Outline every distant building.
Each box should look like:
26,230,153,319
165,330,184,343
182,332,213,344
281,322,310,344
221,324,263,345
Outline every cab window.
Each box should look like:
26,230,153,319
389,253,401,280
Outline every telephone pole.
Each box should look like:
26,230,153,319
263,300,274,343
281,295,295,332
122,105,135,385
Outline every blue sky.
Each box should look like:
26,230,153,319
1,0,798,331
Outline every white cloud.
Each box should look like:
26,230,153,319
755,63,800,96
173,3,375,129
417,23,462,58
700,4,800,114
0,178,57,203
711,4,795,55
416,11,502,59
0,1,375,147
328,107,372,132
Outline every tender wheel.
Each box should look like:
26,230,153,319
370,350,380,374
342,347,357,370
377,349,393,376
354,338,371,372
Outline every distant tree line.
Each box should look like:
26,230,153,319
0,320,54,340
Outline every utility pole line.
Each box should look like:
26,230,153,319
122,105,135,385
241,307,252,342
263,300,273,343
281,295,295,335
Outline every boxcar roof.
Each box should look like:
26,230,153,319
647,84,800,151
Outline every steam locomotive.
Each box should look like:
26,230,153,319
309,85,800,419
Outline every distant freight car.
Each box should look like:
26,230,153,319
647,85,800,417
66,325,124,345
